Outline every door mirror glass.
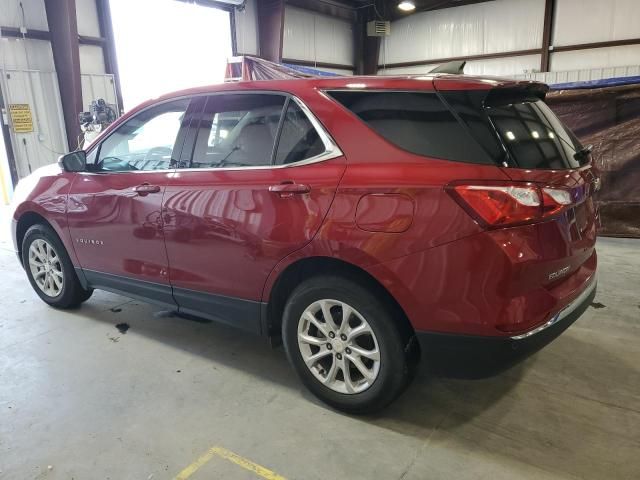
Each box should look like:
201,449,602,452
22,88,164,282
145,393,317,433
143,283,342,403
58,150,87,172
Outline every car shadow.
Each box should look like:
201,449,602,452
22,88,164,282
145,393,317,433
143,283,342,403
71,297,535,432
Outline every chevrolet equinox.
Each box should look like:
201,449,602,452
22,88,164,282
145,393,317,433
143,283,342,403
11,75,598,412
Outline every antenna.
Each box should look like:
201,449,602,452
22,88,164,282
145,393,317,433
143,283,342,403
429,61,466,75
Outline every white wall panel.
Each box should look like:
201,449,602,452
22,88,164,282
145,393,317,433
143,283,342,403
550,45,640,71
0,38,55,71
379,64,439,75
75,0,101,37
0,0,48,30
380,0,544,65
513,65,640,83
283,6,353,66
464,54,541,77
380,55,540,77
79,44,105,74
554,0,640,46
234,0,258,55
0,69,67,176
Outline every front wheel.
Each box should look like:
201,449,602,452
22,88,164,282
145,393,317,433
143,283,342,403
282,275,416,414
22,224,93,309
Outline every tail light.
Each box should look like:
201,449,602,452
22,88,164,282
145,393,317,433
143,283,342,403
447,182,573,228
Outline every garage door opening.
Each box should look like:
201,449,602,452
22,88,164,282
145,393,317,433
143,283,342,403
109,0,232,110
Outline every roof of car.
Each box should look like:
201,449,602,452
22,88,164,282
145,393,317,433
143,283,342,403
146,73,545,103
117,74,546,126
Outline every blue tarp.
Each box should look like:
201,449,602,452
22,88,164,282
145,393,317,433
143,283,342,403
282,63,341,77
550,75,640,90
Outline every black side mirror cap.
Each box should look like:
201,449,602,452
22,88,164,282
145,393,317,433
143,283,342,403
58,150,87,172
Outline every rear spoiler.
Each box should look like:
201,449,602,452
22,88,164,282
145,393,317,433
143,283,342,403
484,82,550,106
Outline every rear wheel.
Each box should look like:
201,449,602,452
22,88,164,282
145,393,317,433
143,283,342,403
22,224,93,308
282,275,415,413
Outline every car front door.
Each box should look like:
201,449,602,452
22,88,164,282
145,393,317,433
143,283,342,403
66,97,192,307
162,93,346,332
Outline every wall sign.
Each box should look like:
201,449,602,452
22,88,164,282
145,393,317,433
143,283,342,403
8,104,34,133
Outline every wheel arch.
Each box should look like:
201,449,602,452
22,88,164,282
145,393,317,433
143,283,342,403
264,256,416,343
15,211,55,265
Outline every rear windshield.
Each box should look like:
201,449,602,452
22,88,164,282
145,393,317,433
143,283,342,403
486,98,585,169
327,91,495,165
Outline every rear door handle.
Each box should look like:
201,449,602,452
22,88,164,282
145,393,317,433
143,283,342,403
269,182,311,197
133,183,161,196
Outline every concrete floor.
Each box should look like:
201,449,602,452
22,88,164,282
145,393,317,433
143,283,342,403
1,206,639,480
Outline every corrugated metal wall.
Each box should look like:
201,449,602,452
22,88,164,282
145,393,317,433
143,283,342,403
0,0,116,192
380,0,640,76
282,6,353,69
379,0,544,69
233,1,355,73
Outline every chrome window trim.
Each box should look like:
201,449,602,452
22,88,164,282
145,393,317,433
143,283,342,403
81,90,343,176
510,273,597,341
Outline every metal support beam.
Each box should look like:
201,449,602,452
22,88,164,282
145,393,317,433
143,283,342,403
286,0,356,22
256,0,285,63
0,88,19,186
540,0,555,72
353,9,380,75
44,0,83,152
95,0,124,114
553,37,640,52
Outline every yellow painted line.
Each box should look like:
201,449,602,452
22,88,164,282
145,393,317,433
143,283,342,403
174,448,218,480
174,446,287,480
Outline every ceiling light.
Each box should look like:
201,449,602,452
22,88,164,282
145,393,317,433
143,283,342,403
398,1,416,12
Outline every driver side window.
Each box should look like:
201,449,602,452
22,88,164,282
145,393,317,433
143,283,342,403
94,98,189,172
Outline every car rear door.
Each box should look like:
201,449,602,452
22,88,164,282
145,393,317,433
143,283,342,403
66,97,195,307
162,92,346,332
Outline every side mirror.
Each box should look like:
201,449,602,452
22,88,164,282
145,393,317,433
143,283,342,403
58,150,87,172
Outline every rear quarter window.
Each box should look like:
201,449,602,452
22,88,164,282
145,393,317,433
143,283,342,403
327,91,495,165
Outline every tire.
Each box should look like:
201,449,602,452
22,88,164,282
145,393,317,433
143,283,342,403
22,224,93,309
282,275,415,414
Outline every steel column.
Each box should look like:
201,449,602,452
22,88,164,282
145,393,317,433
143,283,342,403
256,0,285,63
44,0,83,151
95,0,124,114
540,0,556,72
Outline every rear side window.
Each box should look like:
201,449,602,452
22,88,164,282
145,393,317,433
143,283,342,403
327,91,495,165
275,101,325,164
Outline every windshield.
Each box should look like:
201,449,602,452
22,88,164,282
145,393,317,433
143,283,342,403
486,98,585,170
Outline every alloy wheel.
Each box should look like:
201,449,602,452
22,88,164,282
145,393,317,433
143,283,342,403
297,299,381,394
28,239,64,297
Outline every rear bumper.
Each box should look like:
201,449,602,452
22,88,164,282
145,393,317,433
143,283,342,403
414,278,596,378
509,273,596,340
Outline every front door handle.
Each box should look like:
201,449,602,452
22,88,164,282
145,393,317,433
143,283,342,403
133,183,161,196
269,182,311,198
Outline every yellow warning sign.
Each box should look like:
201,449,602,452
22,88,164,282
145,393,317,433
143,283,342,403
9,104,34,133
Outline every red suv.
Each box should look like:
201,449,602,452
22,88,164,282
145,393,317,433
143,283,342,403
11,75,598,412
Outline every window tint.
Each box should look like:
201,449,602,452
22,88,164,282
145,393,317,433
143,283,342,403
95,98,189,171
328,91,494,165
439,91,506,165
486,99,583,169
190,94,285,168
275,101,325,164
